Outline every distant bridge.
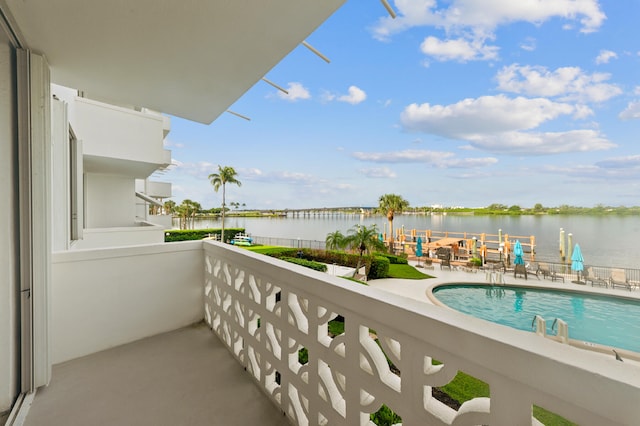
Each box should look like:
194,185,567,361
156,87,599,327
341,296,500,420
256,207,376,217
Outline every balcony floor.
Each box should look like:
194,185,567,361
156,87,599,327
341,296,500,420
24,322,289,426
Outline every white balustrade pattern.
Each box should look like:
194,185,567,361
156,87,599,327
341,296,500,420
203,241,639,425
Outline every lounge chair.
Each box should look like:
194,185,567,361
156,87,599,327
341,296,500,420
525,263,541,280
583,267,608,288
538,262,564,282
610,268,635,290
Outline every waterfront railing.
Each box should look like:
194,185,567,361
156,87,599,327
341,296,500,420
252,235,326,250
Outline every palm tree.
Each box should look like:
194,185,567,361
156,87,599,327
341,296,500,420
208,165,242,242
378,194,409,250
176,199,201,229
343,225,386,278
325,230,346,251
163,200,176,216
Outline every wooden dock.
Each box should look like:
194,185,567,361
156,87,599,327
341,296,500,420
388,229,536,263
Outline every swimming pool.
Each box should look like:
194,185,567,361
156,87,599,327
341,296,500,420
432,284,640,353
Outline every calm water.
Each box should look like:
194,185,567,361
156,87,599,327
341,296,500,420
185,214,640,268
432,285,640,353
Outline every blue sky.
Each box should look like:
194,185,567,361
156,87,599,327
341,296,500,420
160,0,640,210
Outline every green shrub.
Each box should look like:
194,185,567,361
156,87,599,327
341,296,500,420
253,247,300,257
374,252,408,265
280,257,328,272
367,256,390,280
305,249,361,267
370,404,402,426
469,257,482,267
165,228,245,242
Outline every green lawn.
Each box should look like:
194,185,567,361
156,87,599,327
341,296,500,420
243,245,285,254
386,263,433,279
436,365,575,425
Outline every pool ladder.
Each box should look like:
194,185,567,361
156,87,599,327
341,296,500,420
531,315,569,344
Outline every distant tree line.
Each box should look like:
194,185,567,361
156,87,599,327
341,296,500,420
420,203,640,216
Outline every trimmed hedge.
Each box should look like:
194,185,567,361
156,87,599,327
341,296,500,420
247,247,299,256
249,246,392,280
374,252,408,265
164,228,245,243
367,256,390,280
303,249,361,268
280,257,328,272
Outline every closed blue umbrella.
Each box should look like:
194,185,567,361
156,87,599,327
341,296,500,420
416,237,423,257
571,243,584,282
513,240,524,265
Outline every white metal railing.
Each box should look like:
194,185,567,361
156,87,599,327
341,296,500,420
203,241,640,425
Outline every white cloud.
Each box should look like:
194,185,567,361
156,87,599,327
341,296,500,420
596,155,640,169
401,95,575,138
595,49,618,64
163,139,184,149
467,130,614,155
338,86,367,104
277,82,311,102
619,101,640,120
372,0,605,41
358,167,397,178
442,157,498,168
420,36,498,62
323,86,367,105
353,149,454,163
320,90,336,102
572,104,594,119
495,64,621,102
399,95,615,155
171,160,217,179
519,37,536,52
352,149,497,168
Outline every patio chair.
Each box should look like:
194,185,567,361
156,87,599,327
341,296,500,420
436,247,452,270
513,263,527,279
609,268,635,291
583,267,608,288
537,262,564,282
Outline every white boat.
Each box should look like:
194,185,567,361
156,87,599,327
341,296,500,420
230,234,253,246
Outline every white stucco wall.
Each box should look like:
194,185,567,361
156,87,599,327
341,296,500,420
85,173,135,228
71,224,165,250
73,97,166,165
51,241,204,364
51,98,70,251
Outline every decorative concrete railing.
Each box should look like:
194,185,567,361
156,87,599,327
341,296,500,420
203,241,639,425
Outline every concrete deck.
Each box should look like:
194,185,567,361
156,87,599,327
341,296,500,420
24,323,289,426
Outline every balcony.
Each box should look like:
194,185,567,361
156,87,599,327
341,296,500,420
23,323,287,426
73,97,171,177
20,241,640,424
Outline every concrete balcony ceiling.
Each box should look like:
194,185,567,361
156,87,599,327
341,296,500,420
4,0,346,124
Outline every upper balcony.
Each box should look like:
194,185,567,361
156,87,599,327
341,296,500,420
143,180,172,199
20,241,640,425
73,97,171,178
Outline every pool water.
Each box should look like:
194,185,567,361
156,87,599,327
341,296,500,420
432,285,640,353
